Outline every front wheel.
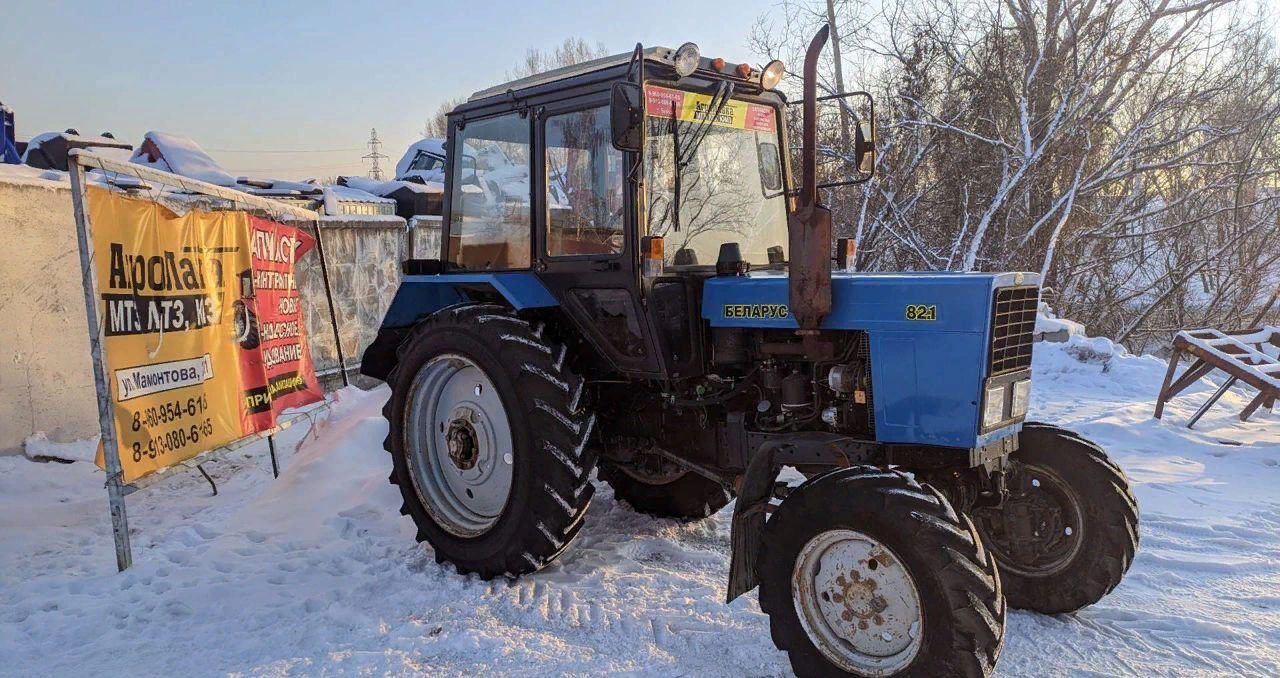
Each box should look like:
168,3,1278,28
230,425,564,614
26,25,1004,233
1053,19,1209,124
759,467,1006,678
972,423,1139,614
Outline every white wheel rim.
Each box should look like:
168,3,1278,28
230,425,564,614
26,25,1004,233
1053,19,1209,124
792,529,924,676
405,354,515,538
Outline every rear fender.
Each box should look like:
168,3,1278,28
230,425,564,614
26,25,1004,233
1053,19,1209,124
359,273,558,382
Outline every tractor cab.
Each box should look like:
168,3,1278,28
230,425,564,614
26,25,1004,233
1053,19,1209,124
395,41,871,385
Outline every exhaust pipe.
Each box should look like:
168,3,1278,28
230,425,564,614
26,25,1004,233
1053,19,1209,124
788,24,833,351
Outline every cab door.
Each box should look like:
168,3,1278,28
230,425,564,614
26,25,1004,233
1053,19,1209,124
532,97,666,378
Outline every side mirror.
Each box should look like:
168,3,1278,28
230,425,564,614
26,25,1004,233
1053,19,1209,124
789,90,875,190
611,82,643,152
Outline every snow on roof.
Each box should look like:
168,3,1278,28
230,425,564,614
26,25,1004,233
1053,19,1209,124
131,130,236,187
395,138,447,179
19,132,60,164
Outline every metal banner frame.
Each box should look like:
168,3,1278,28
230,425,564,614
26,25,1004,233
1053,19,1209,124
68,150,347,571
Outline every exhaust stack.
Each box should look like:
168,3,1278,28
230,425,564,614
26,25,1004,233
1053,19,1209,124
788,24,834,350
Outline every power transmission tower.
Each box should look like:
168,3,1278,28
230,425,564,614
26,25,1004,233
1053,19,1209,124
363,128,389,180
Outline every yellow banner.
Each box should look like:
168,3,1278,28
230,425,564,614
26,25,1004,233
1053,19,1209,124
90,187,253,482
645,84,777,133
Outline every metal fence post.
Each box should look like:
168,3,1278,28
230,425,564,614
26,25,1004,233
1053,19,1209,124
311,220,350,388
69,161,133,572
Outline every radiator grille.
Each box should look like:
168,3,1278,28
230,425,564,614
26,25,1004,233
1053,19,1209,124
856,332,874,434
989,285,1039,375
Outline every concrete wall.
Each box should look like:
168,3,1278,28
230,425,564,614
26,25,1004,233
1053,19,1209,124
0,179,417,454
0,181,97,453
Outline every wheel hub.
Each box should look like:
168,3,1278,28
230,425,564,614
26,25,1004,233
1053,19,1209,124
975,461,1085,577
404,355,515,538
794,530,923,675
446,409,480,470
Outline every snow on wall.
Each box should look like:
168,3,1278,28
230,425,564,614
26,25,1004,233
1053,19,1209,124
1036,301,1086,341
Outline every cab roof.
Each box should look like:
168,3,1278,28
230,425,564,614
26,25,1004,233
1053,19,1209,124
468,46,771,102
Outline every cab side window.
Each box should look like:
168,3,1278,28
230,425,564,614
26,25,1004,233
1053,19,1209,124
545,106,623,256
448,113,532,270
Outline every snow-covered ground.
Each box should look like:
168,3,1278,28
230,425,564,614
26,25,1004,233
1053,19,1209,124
2,338,1278,678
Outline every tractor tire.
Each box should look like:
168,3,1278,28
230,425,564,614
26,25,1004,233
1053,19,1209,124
759,466,1006,678
972,422,1139,614
382,303,598,578
598,461,734,522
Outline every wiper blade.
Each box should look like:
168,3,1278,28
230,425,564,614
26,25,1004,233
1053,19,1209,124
664,81,735,234
677,80,734,168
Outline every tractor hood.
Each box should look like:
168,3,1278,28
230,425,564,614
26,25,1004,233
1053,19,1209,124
703,270,1040,449
702,271,1039,332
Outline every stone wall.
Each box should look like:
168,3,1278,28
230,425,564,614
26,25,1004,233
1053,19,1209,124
294,216,407,389
0,179,412,454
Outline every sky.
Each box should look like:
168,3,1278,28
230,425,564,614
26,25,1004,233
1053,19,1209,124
2,0,784,180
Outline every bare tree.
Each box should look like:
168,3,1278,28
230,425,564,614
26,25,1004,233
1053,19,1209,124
422,39,608,139
422,97,465,138
752,0,1280,352
509,37,610,79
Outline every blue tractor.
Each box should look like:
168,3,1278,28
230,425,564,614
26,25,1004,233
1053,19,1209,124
362,26,1139,678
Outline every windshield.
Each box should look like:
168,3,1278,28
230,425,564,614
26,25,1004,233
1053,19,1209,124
644,84,788,267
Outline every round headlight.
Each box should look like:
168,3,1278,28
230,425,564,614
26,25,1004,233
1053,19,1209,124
760,60,785,90
673,42,701,77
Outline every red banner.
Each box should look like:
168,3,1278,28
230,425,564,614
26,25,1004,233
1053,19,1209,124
237,217,325,433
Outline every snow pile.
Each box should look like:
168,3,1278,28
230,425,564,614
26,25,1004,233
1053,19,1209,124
130,131,236,186
2,349,1279,677
22,432,98,464
1035,301,1086,340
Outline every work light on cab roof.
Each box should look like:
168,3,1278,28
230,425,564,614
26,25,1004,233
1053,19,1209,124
760,59,784,89
673,42,700,76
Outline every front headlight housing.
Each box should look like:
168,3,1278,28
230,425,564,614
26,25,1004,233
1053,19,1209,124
982,384,1007,429
1011,379,1031,418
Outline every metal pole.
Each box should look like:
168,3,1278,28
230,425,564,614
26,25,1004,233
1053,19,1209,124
310,220,350,388
69,161,133,571
1187,376,1237,430
267,435,280,478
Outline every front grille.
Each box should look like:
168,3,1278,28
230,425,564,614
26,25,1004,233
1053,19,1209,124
989,285,1039,375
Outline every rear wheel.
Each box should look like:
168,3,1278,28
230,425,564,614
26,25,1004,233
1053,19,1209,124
383,304,598,578
759,467,1005,678
972,422,1139,614
598,453,734,522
